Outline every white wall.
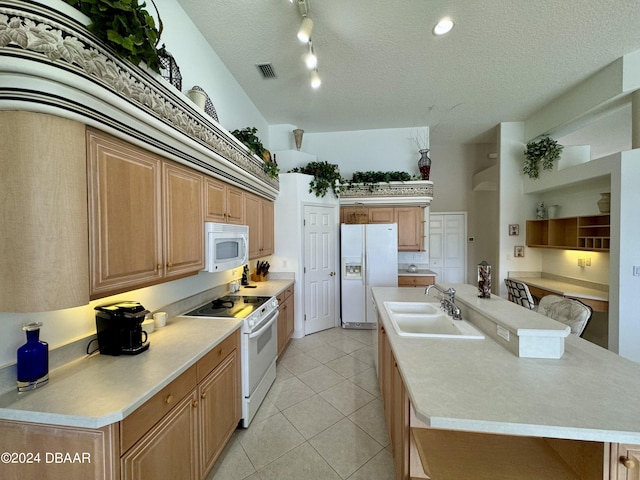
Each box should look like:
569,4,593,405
302,127,428,179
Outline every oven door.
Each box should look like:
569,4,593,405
243,309,278,397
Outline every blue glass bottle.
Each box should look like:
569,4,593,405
17,322,49,392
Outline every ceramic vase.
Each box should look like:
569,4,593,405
547,205,559,219
597,193,610,213
187,89,207,110
418,149,431,180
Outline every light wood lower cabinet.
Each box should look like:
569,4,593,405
245,192,275,259
87,129,204,299
122,330,240,480
0,331,242,480
398,275,435,288
277,285,295,357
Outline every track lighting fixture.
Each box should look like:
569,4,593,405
297,16,313,43
310,69,321,89
304,42,317,69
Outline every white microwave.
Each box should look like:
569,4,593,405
204,222,249,272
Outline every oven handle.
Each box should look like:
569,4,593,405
248,309,279,339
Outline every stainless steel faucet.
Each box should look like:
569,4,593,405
425,284,462,320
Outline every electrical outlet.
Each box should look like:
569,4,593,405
497,325,510,341
586,258,591,266
634,266,640,277
578,258,585,267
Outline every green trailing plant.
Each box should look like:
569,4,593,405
262,161,279,179
343,171,419,192
66,0,163,73
230,127,265,158
289,161,342,197
523,135,563,179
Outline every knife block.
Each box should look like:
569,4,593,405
251,272,268,282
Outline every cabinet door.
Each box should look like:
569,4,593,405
261,199,275,256
369,207,395,224
286,293,295,339
613,444,640,479
198,350,240,479
121,391,199,480
391,354,409,480
163,162,204,278
204,177,227,223
378,323,392,431
396,207,424,252
244,193,261,259
88,131,163,298
227,186,245,225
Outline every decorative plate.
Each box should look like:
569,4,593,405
191,85,219,122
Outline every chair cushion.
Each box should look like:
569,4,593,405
537,295,591,336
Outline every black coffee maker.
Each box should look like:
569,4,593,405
95,301,150,355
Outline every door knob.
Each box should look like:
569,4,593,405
329,272,336,276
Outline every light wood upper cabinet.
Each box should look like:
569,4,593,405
204,178,245,224
341,206,425,252
163,162,204,278
395,207,424,251
369,207,395,224
88,129,203,299
245,192,274,259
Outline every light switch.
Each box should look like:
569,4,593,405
633,266,640,277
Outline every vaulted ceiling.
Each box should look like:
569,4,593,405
176,0,640,145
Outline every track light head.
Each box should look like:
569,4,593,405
297,16,313,43
310,69,321,89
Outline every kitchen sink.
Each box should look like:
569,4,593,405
383,302,485,339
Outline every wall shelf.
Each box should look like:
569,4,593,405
526,214,610,251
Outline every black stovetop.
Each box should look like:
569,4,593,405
185,295,272,318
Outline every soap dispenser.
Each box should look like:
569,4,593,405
17,322,49,392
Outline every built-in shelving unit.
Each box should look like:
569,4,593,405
526,214,610,251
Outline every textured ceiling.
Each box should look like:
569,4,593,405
176,0,640,144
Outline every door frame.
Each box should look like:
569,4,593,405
302,202,341,335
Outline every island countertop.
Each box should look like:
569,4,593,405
0,316,243,429
372,284,640,444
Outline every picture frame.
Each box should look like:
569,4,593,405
514,245,525,257
509,224,520,236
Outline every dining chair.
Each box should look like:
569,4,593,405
536,295,593,337
504,278,536,310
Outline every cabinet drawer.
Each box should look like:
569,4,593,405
196,331,239,382
277,285,294,303
398,276,434,287
121,363,197,454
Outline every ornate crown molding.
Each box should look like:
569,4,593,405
338,181,434,206
0,0,278,196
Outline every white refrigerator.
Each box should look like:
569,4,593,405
341,223,398,328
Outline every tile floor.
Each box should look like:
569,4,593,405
207,326,396,480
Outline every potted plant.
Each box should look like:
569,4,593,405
65,0,163,73
344,171,418,192
289,161,342,197
230,127,266,159
523,135,564,179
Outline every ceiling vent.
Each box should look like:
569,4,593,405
256,63,277,79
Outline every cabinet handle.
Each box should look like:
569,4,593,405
165,394,174,404
192,400,199,408
156,264,162,270
167,262,173,267
201,392,207,400
621,456,637,469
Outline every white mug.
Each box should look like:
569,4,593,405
153,311,168,328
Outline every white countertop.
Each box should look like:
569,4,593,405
397,269,437,277
0,317,242,429
373,285,640,443
509,275,608,302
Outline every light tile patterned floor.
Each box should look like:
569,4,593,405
207,326,395,480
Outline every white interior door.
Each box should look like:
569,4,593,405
304,205,338,335
429,213,467,283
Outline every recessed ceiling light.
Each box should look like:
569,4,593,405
433,17,454,36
